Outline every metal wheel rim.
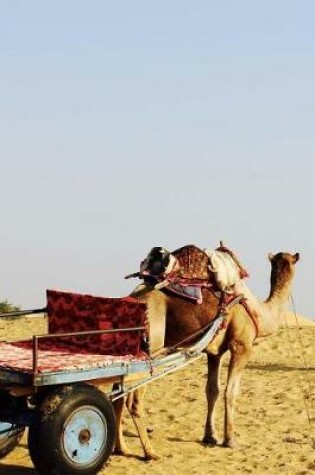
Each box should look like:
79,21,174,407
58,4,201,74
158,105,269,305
62,405,107,466
0,422,15,441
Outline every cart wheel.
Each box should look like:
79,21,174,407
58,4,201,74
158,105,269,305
0,422,25,458
28,384,116,475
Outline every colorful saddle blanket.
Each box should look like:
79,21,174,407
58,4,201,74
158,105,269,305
130,244,248,293
172,245,211,282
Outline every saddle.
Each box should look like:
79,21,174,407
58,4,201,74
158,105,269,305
126,243,248,293
172,245,211,282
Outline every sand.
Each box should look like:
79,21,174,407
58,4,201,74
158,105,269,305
0,314,314,475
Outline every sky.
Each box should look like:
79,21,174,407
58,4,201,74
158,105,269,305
0,1,315,318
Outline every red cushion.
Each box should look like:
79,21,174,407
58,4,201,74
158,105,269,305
47,290,148,356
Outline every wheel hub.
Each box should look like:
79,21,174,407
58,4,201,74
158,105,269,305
79,428,91,444
62,406,107,466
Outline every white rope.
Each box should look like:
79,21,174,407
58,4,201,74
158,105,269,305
283,295,314,448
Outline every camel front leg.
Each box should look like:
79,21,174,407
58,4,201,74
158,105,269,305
202,353,222,445
223,342,252,448
126,387,159,460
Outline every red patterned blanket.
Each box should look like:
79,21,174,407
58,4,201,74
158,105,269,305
0,341,147,374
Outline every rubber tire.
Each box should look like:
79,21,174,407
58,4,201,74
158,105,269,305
0,424,25,458
28,384,116,475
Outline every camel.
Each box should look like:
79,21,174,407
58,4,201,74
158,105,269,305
113,251,300,459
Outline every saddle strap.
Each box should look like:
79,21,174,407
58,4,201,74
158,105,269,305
219,293,259,338
239,298,260,338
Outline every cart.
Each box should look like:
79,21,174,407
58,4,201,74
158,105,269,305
0,289,223,475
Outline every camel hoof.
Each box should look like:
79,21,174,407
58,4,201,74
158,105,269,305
144,452,160,461
202,435,218,446
113,447,132,457
222,438,237,449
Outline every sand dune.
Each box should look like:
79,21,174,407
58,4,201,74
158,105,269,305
282,312,315,327
0,315,314,475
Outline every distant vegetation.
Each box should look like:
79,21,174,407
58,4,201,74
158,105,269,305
0,299,20,314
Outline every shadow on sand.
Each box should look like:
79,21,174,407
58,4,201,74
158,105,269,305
247,362,315,372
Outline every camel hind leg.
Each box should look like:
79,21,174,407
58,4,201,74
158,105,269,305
113,387,158,460
112,391,132,456
126,387,159,460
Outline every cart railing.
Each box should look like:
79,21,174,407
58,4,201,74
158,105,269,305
31,326,146,375
0,306,147,378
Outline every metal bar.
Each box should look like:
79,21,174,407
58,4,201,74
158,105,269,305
34,326,146,341
110,354,204,401
32,336,38,376
0,308,47,319
4,326,146,344
30,326,145,381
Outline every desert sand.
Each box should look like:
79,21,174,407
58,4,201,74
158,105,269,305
0,313,314,475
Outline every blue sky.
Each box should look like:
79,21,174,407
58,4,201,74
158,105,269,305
1,1,314,317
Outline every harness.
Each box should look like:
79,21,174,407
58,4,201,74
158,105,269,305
239,298,260,338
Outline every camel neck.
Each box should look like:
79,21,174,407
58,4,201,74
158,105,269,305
234,269,294,338
266,270,294,304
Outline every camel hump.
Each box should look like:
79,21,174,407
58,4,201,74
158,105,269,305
172,245,211,280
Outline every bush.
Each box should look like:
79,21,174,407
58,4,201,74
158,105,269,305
0,300,20,314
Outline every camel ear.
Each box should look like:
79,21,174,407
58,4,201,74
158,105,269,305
294,253,300,263
268,252,274,262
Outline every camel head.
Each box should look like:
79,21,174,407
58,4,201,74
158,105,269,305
268,252,300,265
268,252,300,288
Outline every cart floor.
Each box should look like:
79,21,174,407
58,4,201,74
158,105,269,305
0,340,148,374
